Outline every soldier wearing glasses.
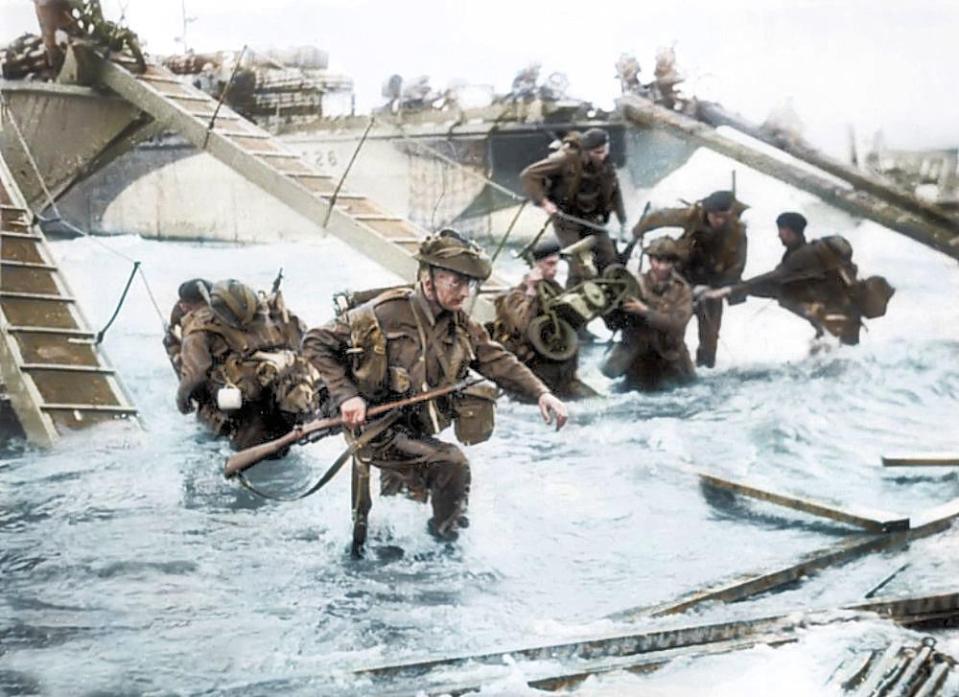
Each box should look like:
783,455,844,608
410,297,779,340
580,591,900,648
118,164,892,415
303,230,568,542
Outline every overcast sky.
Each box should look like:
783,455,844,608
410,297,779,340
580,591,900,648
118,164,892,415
3,0,958,154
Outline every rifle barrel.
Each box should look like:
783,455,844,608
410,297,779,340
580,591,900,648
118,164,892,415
223,377,482,479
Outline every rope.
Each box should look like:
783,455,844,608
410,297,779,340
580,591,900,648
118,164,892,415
0,88,167,331
322,116,375,228
0,89,58,213
385,120,525,203
95,260,140,345
202,44,247,150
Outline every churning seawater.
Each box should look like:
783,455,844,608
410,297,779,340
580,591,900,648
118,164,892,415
3,154,959,696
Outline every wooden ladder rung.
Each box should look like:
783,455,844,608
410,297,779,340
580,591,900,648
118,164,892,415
256,152,301,159
289,173,334,180
321,193,366,200
22,363,115,374
5,326,94,337
216,130,271,139
0,204,28,212
40,403,137,414
1,260,58,271
168,94,212,103
188,111,240,121
0,231,41,240
0,291,75,302
354,214,402,222
137,74,182,84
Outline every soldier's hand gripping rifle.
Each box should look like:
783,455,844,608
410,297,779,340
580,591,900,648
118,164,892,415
223,377,483,479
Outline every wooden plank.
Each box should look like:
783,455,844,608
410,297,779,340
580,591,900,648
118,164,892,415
357,591,959,695
699,473,910,532
882,454,959,467
21,363,115,374
93,55,510,323
355,613,792,682
0,291,75,302
615,496,959,620
619,95,959,261
381,634,796,697
41,403,136,413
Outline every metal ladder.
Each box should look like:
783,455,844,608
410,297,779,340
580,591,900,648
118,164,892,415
0,152,137,446
89,53,510,319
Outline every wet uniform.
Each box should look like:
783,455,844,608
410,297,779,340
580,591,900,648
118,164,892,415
728,236,867,345
303,286,549,532
177,299,316,449
521,146,626,286
604,269,694,391
163,302,193,376
489,278,597,400
634,204,747,367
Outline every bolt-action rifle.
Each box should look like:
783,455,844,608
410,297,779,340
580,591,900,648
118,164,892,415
223,377,482,478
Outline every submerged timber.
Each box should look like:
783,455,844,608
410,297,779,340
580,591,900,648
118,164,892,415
2,14,959,697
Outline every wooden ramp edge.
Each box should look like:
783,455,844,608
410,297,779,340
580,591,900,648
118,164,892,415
619,95,959,262
88,52,510,321
700,472,910,533
0,153,138,445
882,454,959,467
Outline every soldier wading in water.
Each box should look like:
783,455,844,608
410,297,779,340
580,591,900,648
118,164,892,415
303,230,568,543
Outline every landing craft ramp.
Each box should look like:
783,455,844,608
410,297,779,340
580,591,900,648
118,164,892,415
0,152,137,446
83,49,509,320
620,94,959,262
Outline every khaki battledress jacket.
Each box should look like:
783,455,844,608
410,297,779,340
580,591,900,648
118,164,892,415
633,204,747,367
521,148,626,284
728,237,863,344
604,269,695,391
490,278,596,400
302,286,549,529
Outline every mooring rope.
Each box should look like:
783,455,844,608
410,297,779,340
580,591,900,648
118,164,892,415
0,89,168,332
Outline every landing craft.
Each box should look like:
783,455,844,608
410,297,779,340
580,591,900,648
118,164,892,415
2,5,959,695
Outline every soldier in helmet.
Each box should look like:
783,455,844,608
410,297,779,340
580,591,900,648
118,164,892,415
303,229,568,543
520,127,627,288
602,237,695,391
176,279,320,449
164,278,213,375
632,190,748,368
705,212,894,345
488,238,598,400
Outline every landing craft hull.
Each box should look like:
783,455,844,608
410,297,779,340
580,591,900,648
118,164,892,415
51,119,696,243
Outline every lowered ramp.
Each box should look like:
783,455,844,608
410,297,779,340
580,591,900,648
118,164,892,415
86,51,509,319
620,95,959,262
0,153,137,446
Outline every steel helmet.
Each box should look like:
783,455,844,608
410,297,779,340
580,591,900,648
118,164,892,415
415,229,492,281
644,236,682,261
209,279,259,328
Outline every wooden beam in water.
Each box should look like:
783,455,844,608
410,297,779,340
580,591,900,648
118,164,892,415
699,473,910,533
615,496,959,620
882,454,959,467
359,591,959,696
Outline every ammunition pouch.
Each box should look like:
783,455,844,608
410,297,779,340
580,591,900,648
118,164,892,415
453,381,498,445
852,275,895,319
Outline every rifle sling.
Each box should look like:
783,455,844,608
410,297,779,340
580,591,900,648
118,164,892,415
237,410,401,502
